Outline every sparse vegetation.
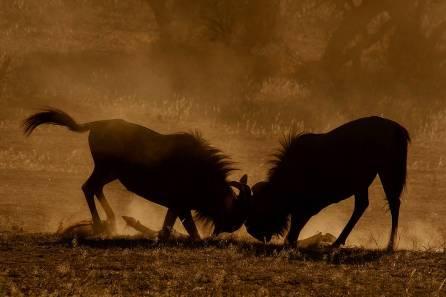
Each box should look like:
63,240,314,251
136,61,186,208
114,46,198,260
0,234,444,296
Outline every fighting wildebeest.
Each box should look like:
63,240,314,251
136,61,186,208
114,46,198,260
245,116,410,251
23,108,251,239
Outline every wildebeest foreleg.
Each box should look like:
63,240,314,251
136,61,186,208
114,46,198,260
179,211,200,240
332,190,369,248
158,208,178,240
286,213,313,247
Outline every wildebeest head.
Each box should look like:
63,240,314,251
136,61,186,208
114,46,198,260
212,174,252,235
245,181,289,243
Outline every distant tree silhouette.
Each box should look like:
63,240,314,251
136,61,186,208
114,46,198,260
308,0,446,82
142,0,280,84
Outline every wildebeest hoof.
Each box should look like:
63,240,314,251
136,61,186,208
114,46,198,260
385,246,395,253
158,229,171,241
103,220,117,236
93,220,115,236
189,235,201,242
330,242,343,249
284,241,298,249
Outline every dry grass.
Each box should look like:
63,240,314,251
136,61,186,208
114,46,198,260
0,233,445,297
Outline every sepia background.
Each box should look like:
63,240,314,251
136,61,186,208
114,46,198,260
0,0,446,250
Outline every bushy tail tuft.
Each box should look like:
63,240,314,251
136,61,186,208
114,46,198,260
23,108,90,136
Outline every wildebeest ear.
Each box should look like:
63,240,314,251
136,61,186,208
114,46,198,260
240,174,248,184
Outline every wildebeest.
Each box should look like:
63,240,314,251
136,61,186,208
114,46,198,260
245,116,410,251
23,108,251,239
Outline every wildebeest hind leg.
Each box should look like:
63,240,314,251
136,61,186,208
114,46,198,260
386,198,400,252
82,167,116,234
82,173,103,234
159,208,178,240
179,211,200,240
332,190,369,248
96,189,117,234
379,168,403,252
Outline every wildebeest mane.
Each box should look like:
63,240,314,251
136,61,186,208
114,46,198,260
186,130,235,179
257,132,309,237
184,131,237,225
268,132,309,181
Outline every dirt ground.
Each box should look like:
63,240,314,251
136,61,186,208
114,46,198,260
0,233,444,297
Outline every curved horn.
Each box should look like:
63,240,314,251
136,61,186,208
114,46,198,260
229,181,243,191
240,174,248,184
229,174,249,191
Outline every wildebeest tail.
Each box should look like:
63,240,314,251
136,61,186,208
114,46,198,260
23,108,91,136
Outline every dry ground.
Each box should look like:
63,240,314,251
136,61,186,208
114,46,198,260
0,232,445,297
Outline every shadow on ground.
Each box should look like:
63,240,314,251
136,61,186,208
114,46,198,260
57,234,388,265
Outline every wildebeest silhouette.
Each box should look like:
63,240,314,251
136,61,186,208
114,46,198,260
23,108,251,239
245,116,410,251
